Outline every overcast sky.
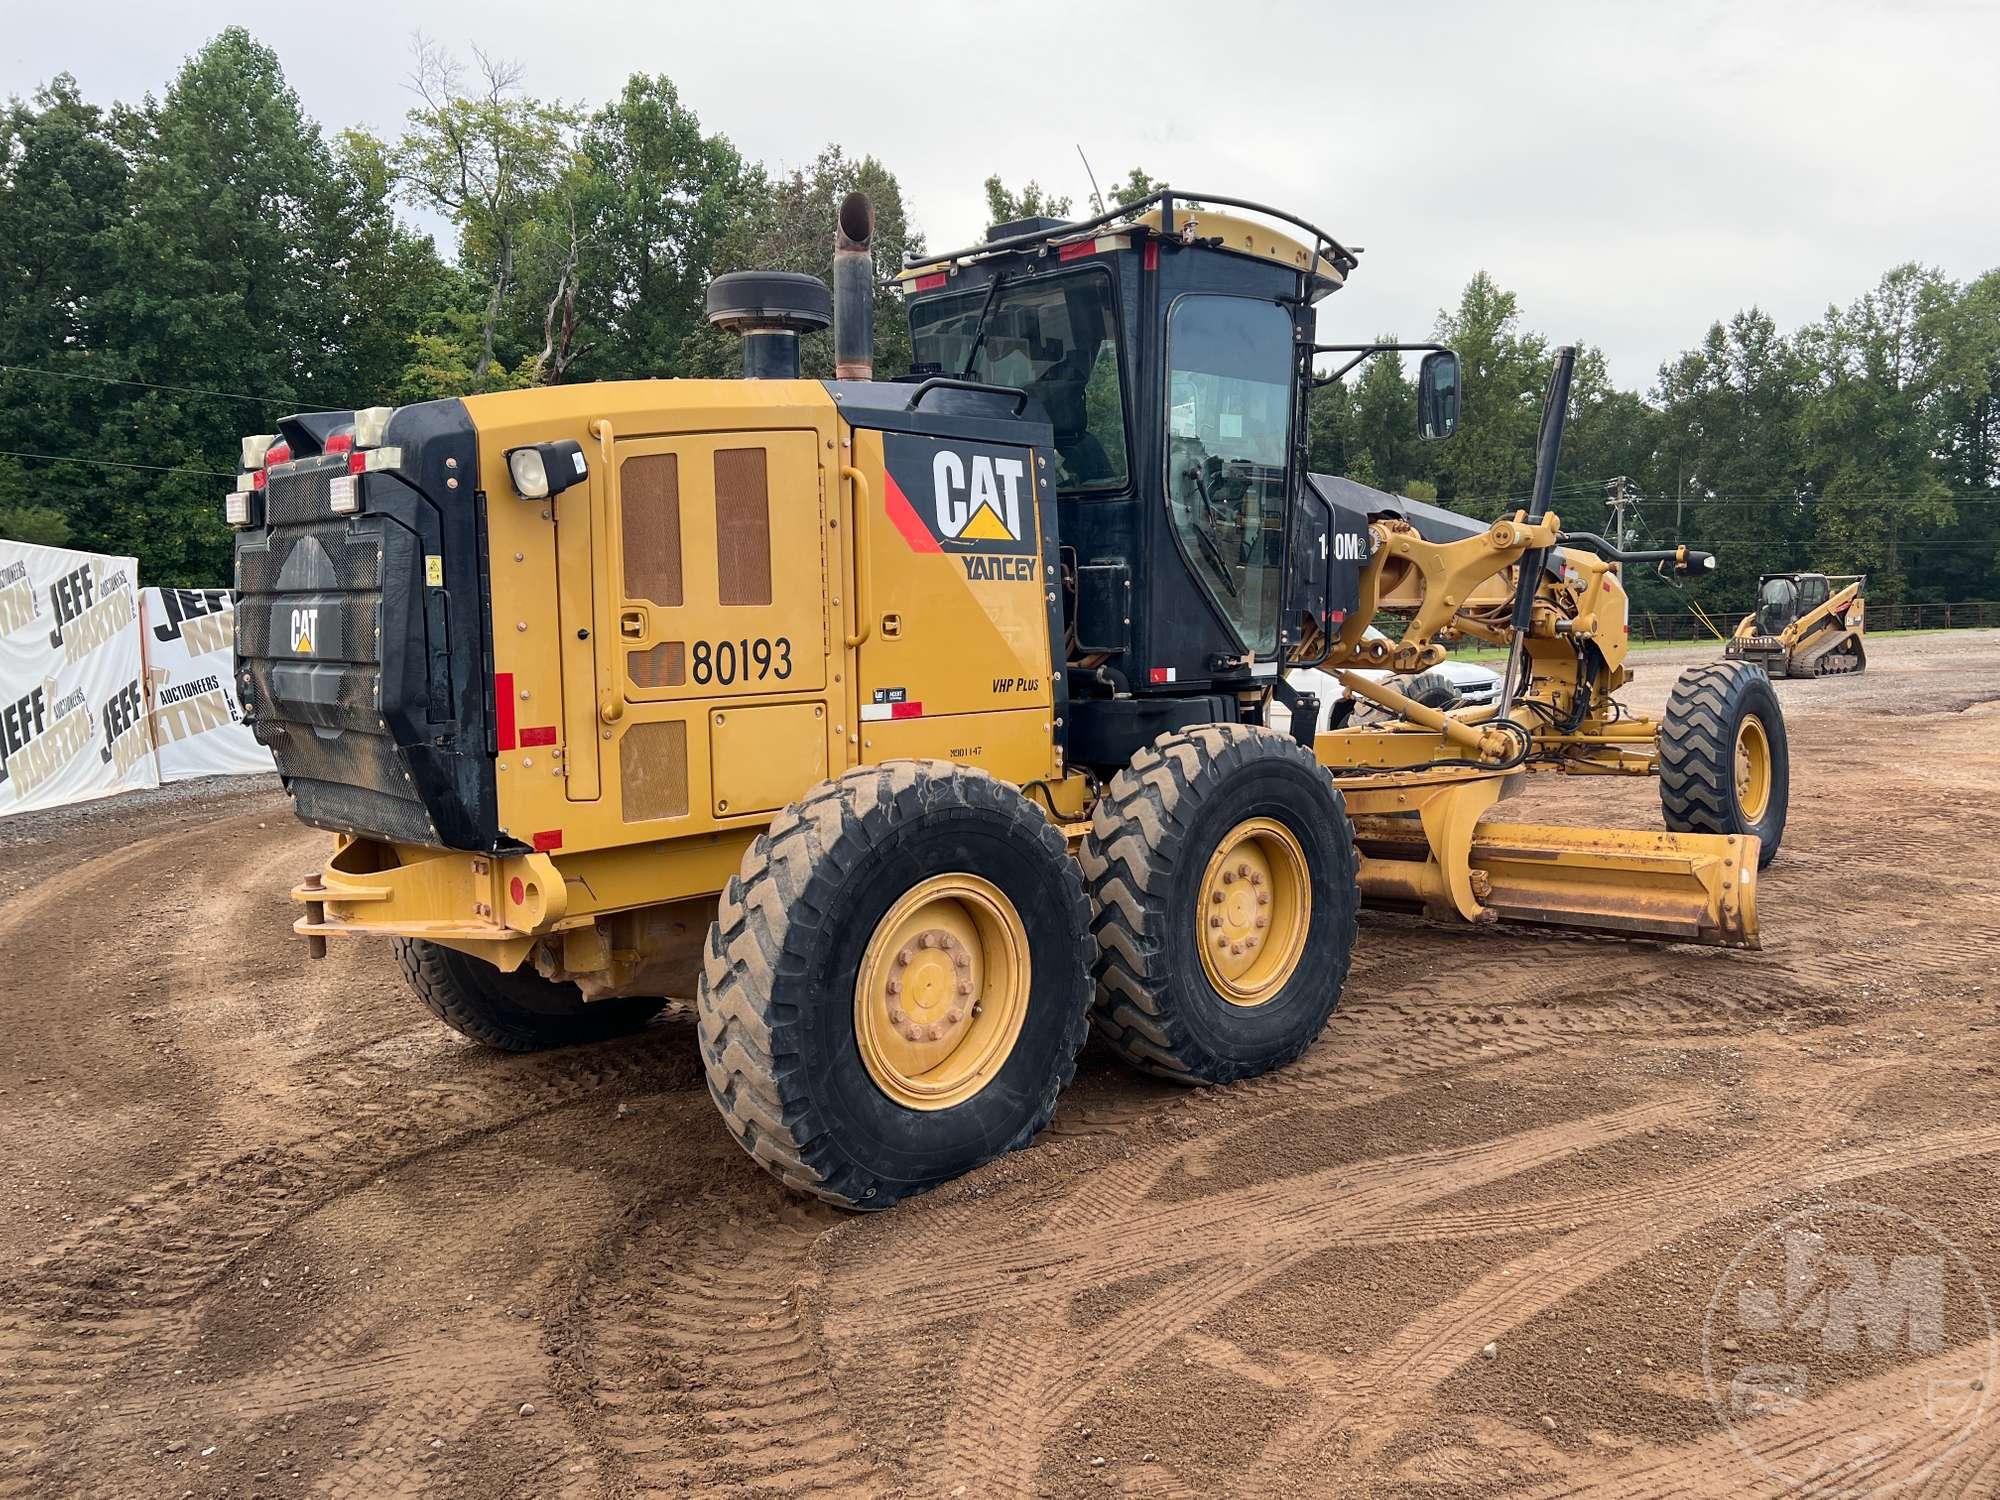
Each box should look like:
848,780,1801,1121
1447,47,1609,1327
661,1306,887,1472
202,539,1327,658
7,1,1995,390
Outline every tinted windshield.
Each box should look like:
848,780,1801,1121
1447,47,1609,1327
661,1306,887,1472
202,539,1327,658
908,271,1128,492
1165,295,1295,655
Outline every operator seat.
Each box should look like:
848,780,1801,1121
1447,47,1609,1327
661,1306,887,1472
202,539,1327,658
1046,355,1114,485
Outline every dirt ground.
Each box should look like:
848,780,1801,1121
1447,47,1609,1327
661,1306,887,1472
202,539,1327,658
2,633,1997,1499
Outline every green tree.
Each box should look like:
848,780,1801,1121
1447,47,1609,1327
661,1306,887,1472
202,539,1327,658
393,39,577,387
1795,265,1958,600
983,175,1070,224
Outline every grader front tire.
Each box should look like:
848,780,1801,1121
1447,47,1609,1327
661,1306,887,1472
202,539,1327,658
1659,660,1790,868
1081,725,1359,1085
696,762,1093,1209
393,938,665,1053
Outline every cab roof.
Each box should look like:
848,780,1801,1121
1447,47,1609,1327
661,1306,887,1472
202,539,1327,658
898,188,1356,300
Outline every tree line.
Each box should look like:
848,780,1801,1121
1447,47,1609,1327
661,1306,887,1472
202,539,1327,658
2,28,1994,612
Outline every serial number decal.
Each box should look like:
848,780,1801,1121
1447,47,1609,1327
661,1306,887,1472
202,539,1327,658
691,636,793,686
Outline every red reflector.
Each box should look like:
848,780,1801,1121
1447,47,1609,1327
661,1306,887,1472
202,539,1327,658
1149,667,1170,684
325,433,354,454
494,672,516,750
911,272,947,292
890,700,924,720
251,470,267,490
509,876,525,905
519,725,556,747
347,452,367,475
1057,241,1093,261
265,441,291,466
1328,609,1346,624
531,829,563,852
1143,241,1160,272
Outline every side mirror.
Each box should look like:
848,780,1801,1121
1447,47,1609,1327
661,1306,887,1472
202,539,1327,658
1418,350,1461,441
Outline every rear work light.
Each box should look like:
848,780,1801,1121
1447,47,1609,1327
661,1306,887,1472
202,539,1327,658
224,490,255,527
241,434,277,469
352,406,394,449
328,475,360,515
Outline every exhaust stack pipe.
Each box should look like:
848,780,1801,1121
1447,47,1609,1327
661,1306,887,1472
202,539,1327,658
704,271,831,380
833,191,875,380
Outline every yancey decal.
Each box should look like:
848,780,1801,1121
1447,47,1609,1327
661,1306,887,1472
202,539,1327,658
881,433,1039,581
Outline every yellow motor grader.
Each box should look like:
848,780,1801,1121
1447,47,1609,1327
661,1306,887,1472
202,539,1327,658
230,189,1787,1207
1725,571,1866,676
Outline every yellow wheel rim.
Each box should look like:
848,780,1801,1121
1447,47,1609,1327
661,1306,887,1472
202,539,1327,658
854,874,1031,1111
1735,716,1772,822
1195,818,1311,1007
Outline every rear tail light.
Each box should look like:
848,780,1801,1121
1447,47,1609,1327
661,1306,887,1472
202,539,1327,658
328,475,360,515
224,490,254,527
348,446,402,475
325,431,355,455
265,440,292,467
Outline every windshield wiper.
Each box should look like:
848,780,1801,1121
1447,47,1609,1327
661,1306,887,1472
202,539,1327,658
957,273,1009,380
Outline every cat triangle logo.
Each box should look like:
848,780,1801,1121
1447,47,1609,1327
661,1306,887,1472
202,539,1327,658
958,503,1014,541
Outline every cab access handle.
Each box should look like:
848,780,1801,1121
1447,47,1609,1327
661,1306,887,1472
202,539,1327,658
842,465,873,648
904,377,1030,415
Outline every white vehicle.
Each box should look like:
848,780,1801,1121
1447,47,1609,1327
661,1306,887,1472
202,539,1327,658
1280,627,1501,735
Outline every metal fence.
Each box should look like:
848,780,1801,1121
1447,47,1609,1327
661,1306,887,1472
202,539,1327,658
1630,600,1999,642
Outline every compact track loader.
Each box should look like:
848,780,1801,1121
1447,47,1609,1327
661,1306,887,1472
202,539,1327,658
231,189,1789,1207
1725,571,1866,676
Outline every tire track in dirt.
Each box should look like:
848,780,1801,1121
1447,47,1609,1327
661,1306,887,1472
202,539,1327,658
823,1098,1710,1497
0,1029,702,1497
1235,1115,2000,1491
1510,1344,1997,1498
563,1186,878,1497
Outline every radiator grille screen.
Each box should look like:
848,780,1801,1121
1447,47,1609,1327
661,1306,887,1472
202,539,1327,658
620,720,689,822
627,641,686,689
713,447,773,606
622,453,684,608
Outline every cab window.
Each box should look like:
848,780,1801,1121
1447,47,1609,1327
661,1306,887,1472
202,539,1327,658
1165,295,1294,655
908,271,1128,492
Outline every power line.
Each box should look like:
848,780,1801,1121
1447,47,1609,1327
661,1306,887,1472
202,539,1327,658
0,363,297,407
0,449,233,479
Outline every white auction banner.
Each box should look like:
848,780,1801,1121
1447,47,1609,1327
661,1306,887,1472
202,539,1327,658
140,587,275,783
0,539,159,817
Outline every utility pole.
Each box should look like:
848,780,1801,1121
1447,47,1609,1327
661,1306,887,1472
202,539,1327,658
1605,475,1634,557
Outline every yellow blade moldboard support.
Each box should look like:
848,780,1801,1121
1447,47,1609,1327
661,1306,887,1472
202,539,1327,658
1353,816,1759,948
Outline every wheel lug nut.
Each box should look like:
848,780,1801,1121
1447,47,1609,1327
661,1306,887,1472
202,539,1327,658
1257,891,1270,907
957,979,974,996
928,1023,946,1041
1210,890,1225,904
1249,871,1263,887
886,978,902,996
1237,861,1252,879
947,1009,963,1025
1208,915,1222,929
896,945,915,966
1255,916,1269,929
1215,935,1229,950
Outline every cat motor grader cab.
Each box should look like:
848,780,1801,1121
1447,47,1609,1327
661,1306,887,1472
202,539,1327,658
1726,570,1866,676
231,188,1788,1208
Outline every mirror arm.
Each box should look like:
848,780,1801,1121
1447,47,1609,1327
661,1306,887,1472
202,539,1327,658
1309,340,1452,387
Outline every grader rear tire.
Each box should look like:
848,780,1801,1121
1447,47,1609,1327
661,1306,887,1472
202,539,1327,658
393,938,665,1052
1659,660,1790,869
1081,725,1359,1084
697,762,1093,1210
